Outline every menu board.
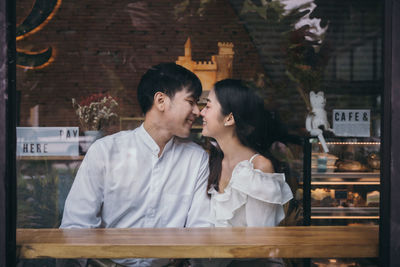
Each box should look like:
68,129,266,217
17,127,79,156
332,109,370,137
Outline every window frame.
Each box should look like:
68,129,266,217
1,0,400,265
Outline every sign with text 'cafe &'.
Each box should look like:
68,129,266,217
332,109,370,137
17,127,79,156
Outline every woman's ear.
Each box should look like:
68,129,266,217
224,113,235,126
154,92,166,111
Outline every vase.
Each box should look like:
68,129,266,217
80,130,103,154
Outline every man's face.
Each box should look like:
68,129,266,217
163,88,200,138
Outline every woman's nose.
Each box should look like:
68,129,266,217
200,107,205,116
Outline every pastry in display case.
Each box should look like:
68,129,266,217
304,137,380,225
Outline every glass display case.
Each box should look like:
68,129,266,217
303,137,380,226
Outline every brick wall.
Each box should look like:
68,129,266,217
16,0,383,136
16,0,265,133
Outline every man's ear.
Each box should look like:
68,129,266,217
224,113,235,126
154,92,166,111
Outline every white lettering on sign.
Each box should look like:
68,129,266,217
332,109,370,137
17,127,79,156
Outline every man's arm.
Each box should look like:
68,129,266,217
185,151,211,227
60,141,105,228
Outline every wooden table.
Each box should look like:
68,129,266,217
17,226,378,259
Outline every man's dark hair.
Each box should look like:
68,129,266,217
137,63,202,114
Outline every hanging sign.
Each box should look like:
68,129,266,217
17,127,79,156
332,109,370,137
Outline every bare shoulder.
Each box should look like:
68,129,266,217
252,155,274,173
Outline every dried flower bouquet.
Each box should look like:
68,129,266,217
72,93,118,131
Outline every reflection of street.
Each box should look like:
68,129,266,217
281,0,327,41
17,158,81,228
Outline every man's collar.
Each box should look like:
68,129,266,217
138,123,174,156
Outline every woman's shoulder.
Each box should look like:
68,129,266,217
229,156,293,205
251,155,274,173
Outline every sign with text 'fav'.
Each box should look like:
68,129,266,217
332,109,370,137
17,127,79,156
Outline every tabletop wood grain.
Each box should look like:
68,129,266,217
17,226,378,259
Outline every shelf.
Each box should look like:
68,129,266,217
311,207,379,219
305,138,381,225
301,180,380,185
312,172,380,179
311,216,379,220
308,172,380,185
323,141,380,145
17,156,84,161
191,125,203,130
310,181,380,185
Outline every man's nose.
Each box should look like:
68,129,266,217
193,104,200,116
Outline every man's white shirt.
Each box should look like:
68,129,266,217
61,124,211,266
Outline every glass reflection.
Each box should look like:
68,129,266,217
16,0,382,266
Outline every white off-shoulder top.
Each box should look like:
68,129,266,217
208,154,293,227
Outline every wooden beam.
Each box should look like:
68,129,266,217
382,0,400,266
0,0,16,266
17,226,378,259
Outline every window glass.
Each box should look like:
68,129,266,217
16,0,382,265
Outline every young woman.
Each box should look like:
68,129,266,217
200,79,293,228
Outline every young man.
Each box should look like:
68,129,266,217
61,63,211,266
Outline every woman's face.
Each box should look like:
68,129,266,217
200,89,227,138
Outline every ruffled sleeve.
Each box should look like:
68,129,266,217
209,160,293,227
231,161,293,205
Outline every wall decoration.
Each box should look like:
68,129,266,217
17,0,61,69
176,38,234,92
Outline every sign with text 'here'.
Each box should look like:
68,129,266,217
332,109,370,137
17,127,79,156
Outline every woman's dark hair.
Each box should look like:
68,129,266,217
207,79,283,193
137,63,202,114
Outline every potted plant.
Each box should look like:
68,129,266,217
72,93,118,151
